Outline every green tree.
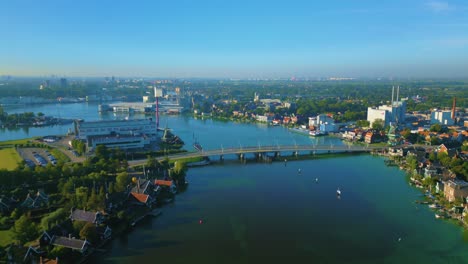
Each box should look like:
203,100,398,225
49,246,70,259
406,155,418,172
170,161,187,186
428,152,437,162
87,188,98,210
430,136,440,146
108,182,115,194
430,123,442,133
79,223,98,243
356,120,370,127
75,186,89,209
95,145,109,160
371,118,384,130
115,172,129,192
40,208,66,231
13,215,38,245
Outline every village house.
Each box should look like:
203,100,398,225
437,143,459,158
128,179,158,207
444,179,468,202
96,225,113,241
424,165,439,178
21,190,49,209
39,220,75,247
69,209,105,225
365,131,384,144
0,197,15,215
388,147,406,157
21,244,59,263
51,236,92,255
155,179,177,194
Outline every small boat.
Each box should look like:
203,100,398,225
309,130,327,137
315,178,319,183
336,188,341,196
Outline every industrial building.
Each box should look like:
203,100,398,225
367,86,406,127
309,114,337,133
74,119,158,151
431,110,454,126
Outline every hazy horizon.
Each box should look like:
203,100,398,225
2,0,468,78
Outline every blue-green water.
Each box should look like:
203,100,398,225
3,103,468,263
95,157,468,263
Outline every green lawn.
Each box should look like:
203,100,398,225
0,229,14,247
0,148,22,170
51,149,71,163
0,138,32,147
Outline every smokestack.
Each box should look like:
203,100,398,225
452,97,456,120
391,86,394,105
396,86,400,103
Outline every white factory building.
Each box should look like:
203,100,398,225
74,119,158,151
431,110,454,125
309,114,337,133
367,86,406,127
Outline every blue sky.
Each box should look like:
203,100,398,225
1,0,468,78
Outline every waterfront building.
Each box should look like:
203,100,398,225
424,165,439,178
74,119,157,151
128,179,158,207
308,114,337,132
431,110,454,126
367,101,406,127
444,179,468,202
367,86,406,127
256,114,274,123
107,102,155,113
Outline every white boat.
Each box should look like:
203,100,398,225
309,130,327,137
336,188,341,196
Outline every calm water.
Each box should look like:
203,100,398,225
94,157,468,264
3,103,468,263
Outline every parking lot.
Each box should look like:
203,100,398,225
17,147,63,167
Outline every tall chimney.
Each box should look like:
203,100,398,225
452,97,456,120
396,86,400,103
391,86,394,105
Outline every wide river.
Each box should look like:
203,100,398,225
3,103,468,263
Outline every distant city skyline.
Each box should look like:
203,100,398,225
2,0,468,78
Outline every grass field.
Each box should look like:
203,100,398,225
0,229,14,247
0,138,32,147
0,148,22,170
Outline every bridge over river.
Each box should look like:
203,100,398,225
129,144,387,166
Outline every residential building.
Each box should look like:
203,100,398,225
444,179,468,202
51,236,91,255
128,179,158,207
21,191,49,209
424,165,438,178
70,209,105,225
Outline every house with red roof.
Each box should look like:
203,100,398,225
128,179,158,207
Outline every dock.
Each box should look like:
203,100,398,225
131,209,162,227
